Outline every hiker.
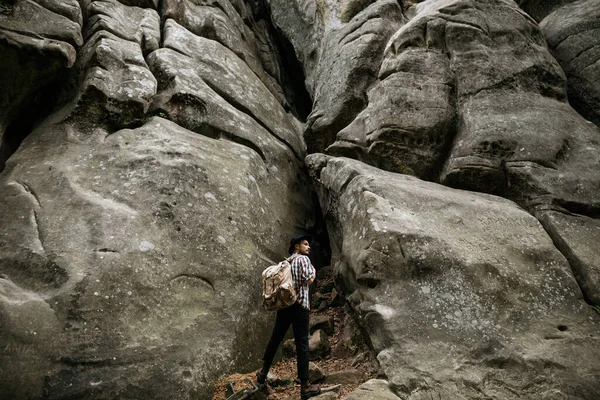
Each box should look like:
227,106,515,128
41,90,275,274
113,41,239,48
256,234,321,399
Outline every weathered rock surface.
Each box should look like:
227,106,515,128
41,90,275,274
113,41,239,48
149,19,305,160
0,0,82,170
328,17,455,179
323,368,364,385
540,0,600,126
343,379,399,400
307,154,600,398
537,211,600,305
0,116,312,399
309,329,331,360
326,0,600,219
161,0,289,108
2,0,600,398
310,314,335,335
0,1,316,399
517,0,576,21
64,0,159,128
268,0,406,152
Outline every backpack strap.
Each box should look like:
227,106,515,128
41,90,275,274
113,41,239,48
286,253,299,263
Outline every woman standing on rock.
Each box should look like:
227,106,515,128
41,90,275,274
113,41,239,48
256,234,321,399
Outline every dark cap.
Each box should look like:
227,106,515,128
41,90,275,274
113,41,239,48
288,234,311,255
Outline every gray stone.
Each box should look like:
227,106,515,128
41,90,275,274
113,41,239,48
343,379,399,400
152,19,305,159
268,0,406,152
0,0,81,170
309,329,331,360
34,0,83,25
309,361,325,383
540,0,600,126
421,0,600,216
326,0,600,217
59,1,159,129
307,154,600,398
324,369,364,385
314,392,338,400
82,0,160,54
0,277,61,400
70,30,157,122
516,0,577,21
329,45,455,179
2,1,600,399
537,211,600,305
161,0,286,105
310,314,335,335
0,116,314,398
0,0,82,47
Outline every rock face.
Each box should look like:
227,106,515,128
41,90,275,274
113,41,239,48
0,1,317,399
540,0,600,126
344,379,399,400
0,0,82,170
1,0,600,399
307,154,600,398
267,0,406,153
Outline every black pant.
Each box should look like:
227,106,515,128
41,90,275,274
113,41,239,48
262,302,310,381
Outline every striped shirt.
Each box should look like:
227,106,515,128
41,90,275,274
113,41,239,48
290,254,315,310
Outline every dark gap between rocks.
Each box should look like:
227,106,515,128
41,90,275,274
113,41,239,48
557,200,600,219
258,1,312,123
0,80,63,173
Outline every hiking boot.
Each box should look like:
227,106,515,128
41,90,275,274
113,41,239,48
255,370,266,385
300,382,320,399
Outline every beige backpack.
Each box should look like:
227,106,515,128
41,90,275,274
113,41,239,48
262,255,298,311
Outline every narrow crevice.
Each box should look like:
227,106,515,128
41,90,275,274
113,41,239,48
555,200,600,219
14,180,41,208
306,189,332,269
96,248,119,253
258,1,312,122
0,79,63,173
32,210,45,254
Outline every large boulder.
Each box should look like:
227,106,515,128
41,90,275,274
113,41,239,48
307,154,600,398
2,0,600,398
0,116,313,398
540,0,600,127
0,1,317,399
328,26,455,180
343,379,399,400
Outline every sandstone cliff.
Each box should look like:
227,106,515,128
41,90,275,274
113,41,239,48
0,0,598,399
